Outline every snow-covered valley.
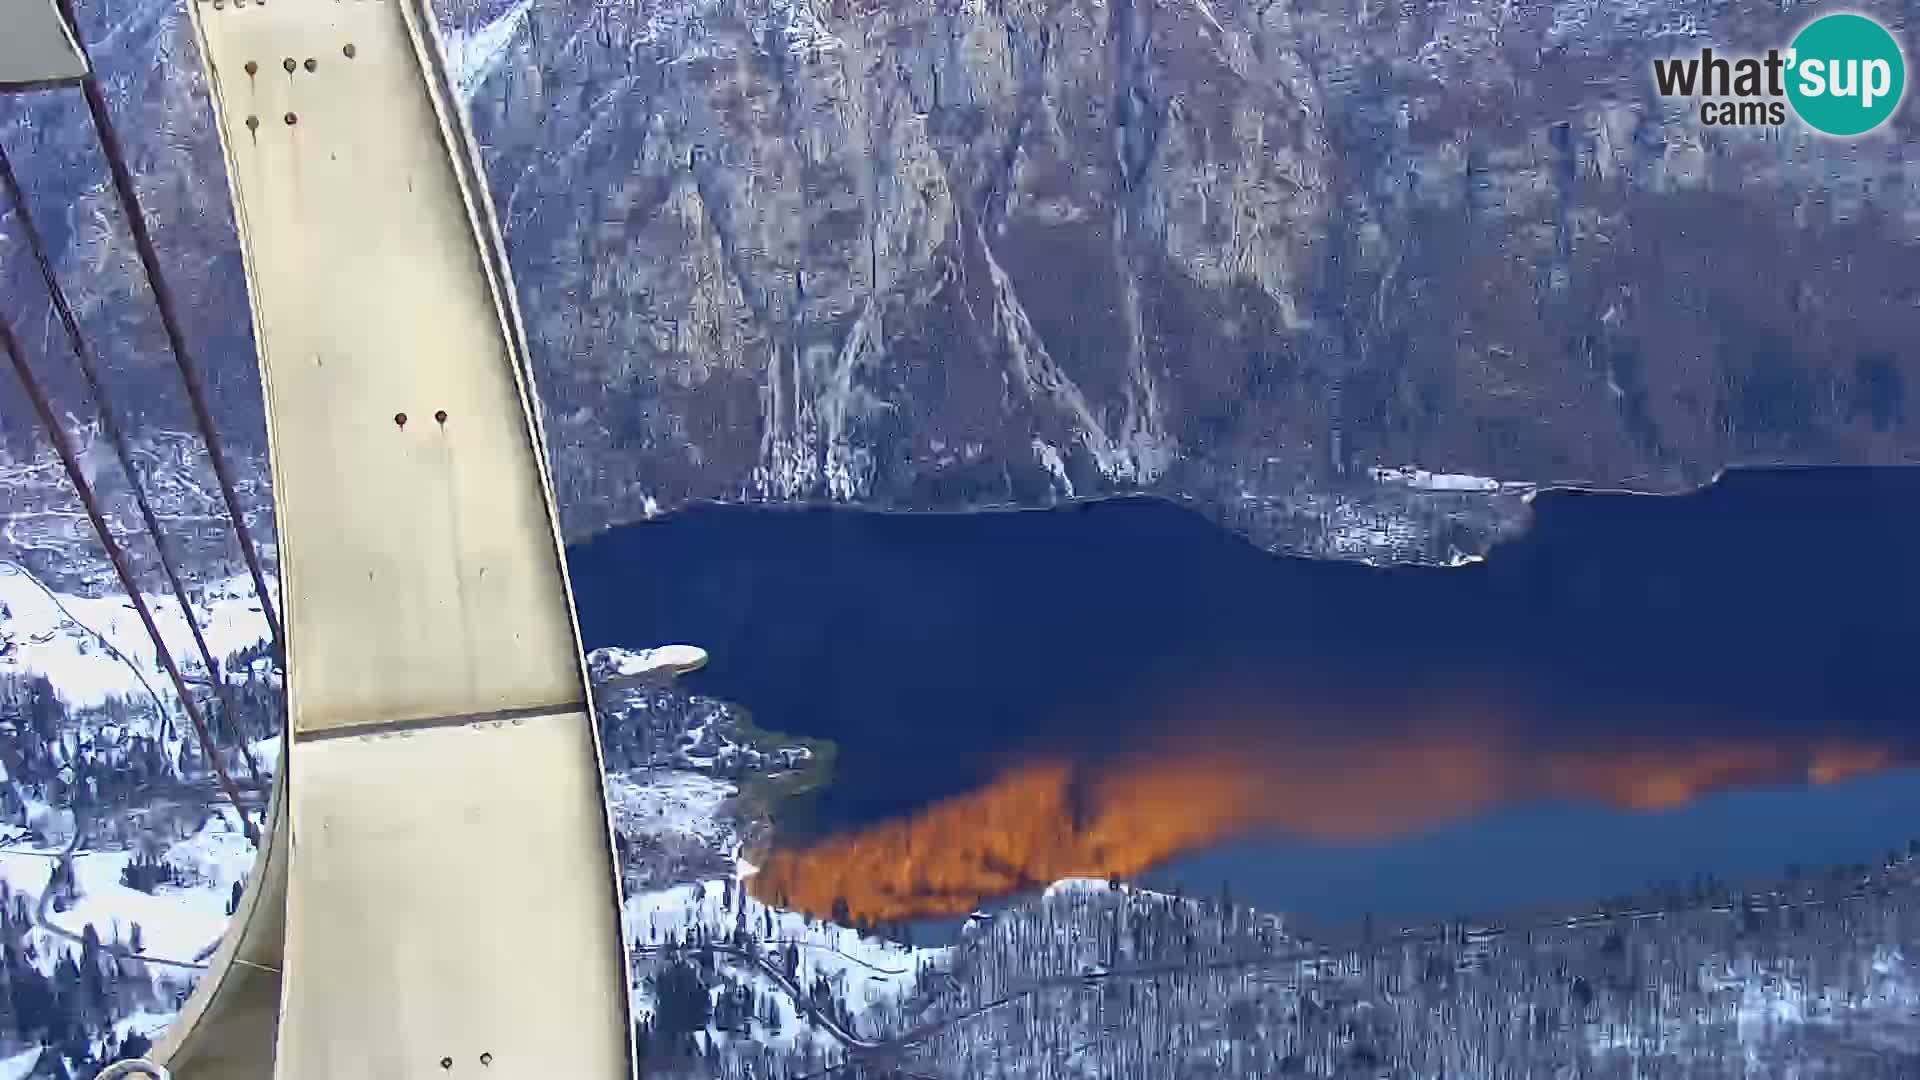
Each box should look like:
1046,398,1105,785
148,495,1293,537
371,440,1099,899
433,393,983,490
0,563,953,1076
6,559,1920,1077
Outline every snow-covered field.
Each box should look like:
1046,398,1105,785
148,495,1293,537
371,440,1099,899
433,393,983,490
631,875,948,1007
606,769,737,851
0,818,244,976
1368,465,1533,494
0,561,276,717
0,561,275,1060
610,762,953,1055
628,871,951,1055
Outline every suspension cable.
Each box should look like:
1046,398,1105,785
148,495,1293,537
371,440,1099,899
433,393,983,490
0,143,266,787
55,0,283,654
0,310,259,845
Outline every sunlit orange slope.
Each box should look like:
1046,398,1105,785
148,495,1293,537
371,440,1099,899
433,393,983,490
749,731,1909,922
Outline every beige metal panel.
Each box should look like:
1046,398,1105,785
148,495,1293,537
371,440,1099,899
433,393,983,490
191,0,581,734
276,712,628,1077
0,0,88,89
153,747,288,1079
169,0,636,1075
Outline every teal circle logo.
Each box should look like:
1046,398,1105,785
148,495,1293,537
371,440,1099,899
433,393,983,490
1786,12,1906,136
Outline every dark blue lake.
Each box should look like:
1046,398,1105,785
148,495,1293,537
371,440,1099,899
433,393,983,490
568,467,1920,925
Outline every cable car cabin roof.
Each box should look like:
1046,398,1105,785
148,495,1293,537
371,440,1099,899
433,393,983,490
0,0,89,90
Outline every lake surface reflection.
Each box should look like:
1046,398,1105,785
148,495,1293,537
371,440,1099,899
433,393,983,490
568,467,1920,924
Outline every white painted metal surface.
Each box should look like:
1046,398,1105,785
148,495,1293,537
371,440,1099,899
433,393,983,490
155,0,635,1074
0,0,88,89
277,714,625,1076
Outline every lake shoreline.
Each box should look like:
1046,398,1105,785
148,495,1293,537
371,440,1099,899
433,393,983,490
572,466,1920,931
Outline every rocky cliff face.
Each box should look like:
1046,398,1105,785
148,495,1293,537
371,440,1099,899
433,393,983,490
429,0,1920,563
4,0,1918,569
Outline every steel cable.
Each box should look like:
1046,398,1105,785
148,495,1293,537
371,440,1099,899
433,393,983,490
0,310,259,844
0,141,267,788
55,0,284,654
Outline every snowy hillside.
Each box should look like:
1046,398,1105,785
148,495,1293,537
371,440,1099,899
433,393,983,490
0,562,276,718
0,808,251,977
0,570,946,1076
0,559,276,1073
628,873,950,1056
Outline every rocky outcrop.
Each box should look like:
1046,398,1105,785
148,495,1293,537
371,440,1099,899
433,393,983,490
4,0,1917,568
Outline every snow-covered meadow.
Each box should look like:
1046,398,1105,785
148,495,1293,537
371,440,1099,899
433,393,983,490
1,559,953,1070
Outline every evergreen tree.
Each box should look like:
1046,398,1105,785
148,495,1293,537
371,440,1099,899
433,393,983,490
7,948,55,1042
79,924,108,1023
633,1019,652,1064
119,1032,154,1062
652,959,710,1049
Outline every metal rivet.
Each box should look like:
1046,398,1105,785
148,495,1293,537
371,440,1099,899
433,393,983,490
244,61,258,75
343,44,357,58
434,410,448,424
283,57,297,73
479,1053,492,1066
304,58,318,72
395,413,408,428
284,112,297,125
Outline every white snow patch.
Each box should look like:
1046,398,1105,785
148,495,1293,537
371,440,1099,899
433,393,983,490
249,735,283,779
0,563,274,720
162,807,257,893
605,769,736,850
443,0,530,106
1031,438,1075,497
589,644,709,680
0,1048,41,1080
1369,465,1532,494
1042,877,1114,899
114,1009,180,1045
629,877,949,1021
0,840,236,976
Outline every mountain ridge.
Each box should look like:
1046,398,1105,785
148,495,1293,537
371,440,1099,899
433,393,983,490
1,0,1916,571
